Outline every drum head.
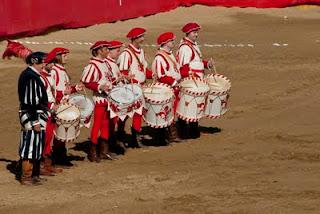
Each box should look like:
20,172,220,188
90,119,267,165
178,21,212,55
109,84,142,104
69,94,94,119
180,79,209,94
56,104,80,121
143,84,173,101
207,75,231,93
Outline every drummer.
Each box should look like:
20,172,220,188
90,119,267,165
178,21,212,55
176,22,214,139
151,32,187,144
117,27,153,148
46,47,84,166
105,40,126,155
81,41,114,162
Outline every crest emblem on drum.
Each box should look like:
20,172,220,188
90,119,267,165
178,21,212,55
197,102,205,114
156,105,170,120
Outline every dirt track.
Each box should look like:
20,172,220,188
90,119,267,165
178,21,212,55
0,5,320,214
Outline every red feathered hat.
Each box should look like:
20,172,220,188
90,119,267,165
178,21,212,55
182,22,201,34
45,47,69,63
2,40,32,60
108,40,123,49
126,27,146,39
157,32,175,46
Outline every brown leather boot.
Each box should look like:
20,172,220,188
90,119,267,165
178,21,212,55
43,157,63,174
98,138,114,160
40,158,55,176
20,160,35,185
167,123,182,143
88,143,100,163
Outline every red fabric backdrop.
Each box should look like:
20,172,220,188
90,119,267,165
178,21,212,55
0,0,319,38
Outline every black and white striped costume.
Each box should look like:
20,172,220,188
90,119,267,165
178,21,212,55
18,66,49,160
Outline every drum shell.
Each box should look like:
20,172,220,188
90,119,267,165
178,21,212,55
143,83,174,128
176,78,209,122
204,74,231,119
54,104,81,143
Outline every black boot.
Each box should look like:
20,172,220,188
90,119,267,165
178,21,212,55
117,120,126,143
189,122,200,139
177,119,189,139
155,128,169,146
52,140,73,167
167,123,182,143
108,134,126,155
130,127,144,148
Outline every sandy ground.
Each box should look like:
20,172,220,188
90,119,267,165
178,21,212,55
0,5,320,214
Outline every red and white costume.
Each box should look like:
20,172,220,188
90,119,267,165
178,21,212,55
176,23,210,79
40,70,56,157
117,28,152,132
45,48,77,103
50,63,76,103
81,41,112,145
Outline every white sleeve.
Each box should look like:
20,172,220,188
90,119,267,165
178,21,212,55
117,51,131,71
177,45,193,66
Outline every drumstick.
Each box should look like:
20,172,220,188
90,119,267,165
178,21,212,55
209,58,218,83
56,105,74,116
191,76,199,88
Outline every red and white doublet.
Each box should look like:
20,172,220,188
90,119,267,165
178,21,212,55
152,48,182,112
50,63,76,103
105,55,122,134
118,44,152,84
118,44,153,132
152,48,181,86
40,70,56,157
81,57,112,144
105,56,121,84
176,37,210,79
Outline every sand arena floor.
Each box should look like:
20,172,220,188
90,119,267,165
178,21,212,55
0,5,319,214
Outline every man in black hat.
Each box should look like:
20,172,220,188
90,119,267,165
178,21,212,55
18,52,49,185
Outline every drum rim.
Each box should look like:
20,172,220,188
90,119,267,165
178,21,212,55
206,74,231,95
143,82,175,104
179,77,210,96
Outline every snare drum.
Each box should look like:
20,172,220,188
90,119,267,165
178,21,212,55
108,84,144,121
54,103,81,142
176,77,210,122
68,94,94,127
143,83,174,128
204,74,231,119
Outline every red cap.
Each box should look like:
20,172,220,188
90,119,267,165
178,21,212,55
182,22,201,34
45,47,69,63
108,40,123,49
90,41,109,51
126,27,146,39
157,32,175,46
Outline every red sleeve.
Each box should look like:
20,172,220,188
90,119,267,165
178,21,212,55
56,91,64,103
70,85,77,94
159,76,175,85
146,68,153,79
131,79,139,84
203,60,209,69
83,82,99,92
48,102,54,109
180,64,190,78
120,69,129,76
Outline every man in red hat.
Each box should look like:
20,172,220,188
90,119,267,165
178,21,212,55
39,62,62,175
152,32,186,144
81,41,114,162
105,40,126,155
46,47,84,166
117,27,153,148
176,22,214,139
